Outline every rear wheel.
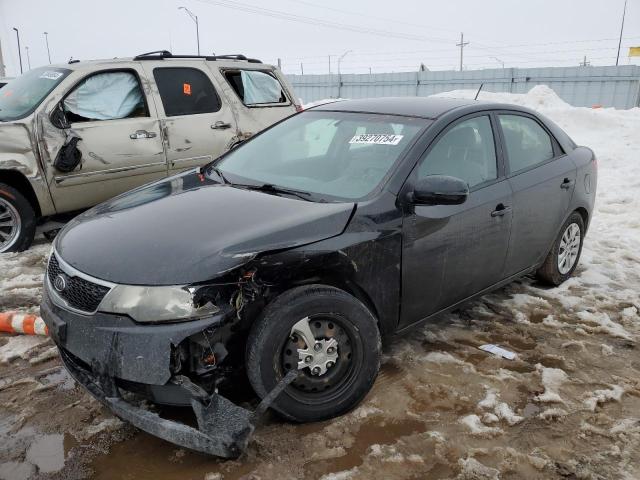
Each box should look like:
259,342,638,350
246,285,381,422
536,212,584,286
0,183,36,253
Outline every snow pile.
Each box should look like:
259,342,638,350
534,364,569,404
477,388,524,426
583,385,626,411
0,336,49,364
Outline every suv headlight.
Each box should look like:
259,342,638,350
99,285,219,323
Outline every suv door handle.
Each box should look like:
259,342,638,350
561,178,575,189
211,121,232,130
129,130,157,140
491,203,512,217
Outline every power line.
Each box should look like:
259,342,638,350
193,0,454,44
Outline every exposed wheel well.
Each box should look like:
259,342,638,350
0,170,42,217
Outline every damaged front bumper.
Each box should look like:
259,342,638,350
40,289,294,458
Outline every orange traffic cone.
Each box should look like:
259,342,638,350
0,312,48,336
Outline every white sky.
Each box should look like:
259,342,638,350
0,0,639,77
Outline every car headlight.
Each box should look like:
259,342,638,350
99,284,220,323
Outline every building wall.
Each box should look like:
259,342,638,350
287,65,640,109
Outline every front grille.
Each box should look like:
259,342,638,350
48,254,110,313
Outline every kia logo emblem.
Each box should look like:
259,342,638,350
53,274,67,292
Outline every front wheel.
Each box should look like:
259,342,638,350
246,285,381,422
536,212,585,286
0,183,36,253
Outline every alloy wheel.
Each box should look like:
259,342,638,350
0,197,21,253
557,222,581,275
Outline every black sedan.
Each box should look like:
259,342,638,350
41,97,596,457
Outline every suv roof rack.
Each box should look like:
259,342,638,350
133,50,262,63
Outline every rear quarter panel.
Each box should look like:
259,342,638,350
568,146,597,231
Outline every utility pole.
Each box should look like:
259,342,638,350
178,6,200,55
579,55,591,67
13,27,23,74
44,32,51,64
277,58,282,69
25,46,31,70
328,55,331,74
300,62,304,75
456,32,469,72
0,38,5,77
616,0,627,66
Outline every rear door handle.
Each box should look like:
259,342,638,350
211,121,232,130
130,130,157,140
561,178,575,189
491,204,512,217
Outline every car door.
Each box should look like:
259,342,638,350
43,67,167,213
496,112,577,277
142,61,238,173
400,113,513,329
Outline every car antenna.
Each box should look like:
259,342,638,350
474,83,484,100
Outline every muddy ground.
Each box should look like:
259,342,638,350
1,89,639,479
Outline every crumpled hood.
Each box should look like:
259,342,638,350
56,171,355,285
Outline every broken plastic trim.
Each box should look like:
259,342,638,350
58,348,297,458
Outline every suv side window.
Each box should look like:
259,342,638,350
153,67,221,116
224,70,287,106
63,71,147,122
498,114,554,173
417,115,498,188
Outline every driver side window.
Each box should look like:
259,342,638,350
418,115,497,188
63,71,147,123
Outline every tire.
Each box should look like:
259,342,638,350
0,183,36,253
246,284,381,422
536,212,585,286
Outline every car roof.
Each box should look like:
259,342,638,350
44,56,276,73
311,97,480,119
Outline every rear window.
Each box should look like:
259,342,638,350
153,67,221,116
224,70,288,106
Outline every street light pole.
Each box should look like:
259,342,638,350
13,27,22,74
616,0,627,66
44,32,51,64
491,56,505,69
178,7,200,55
337,50,352,75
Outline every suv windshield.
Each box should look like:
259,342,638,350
0,67,71,121
213,111,427,201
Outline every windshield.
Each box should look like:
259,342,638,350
212,111,427,201
0,67,71,121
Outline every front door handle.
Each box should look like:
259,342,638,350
491,203,512,217
130,130,157,140
211,121,232,130
561,178,575,189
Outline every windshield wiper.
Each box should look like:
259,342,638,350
240,183,314,202
208,166,229,184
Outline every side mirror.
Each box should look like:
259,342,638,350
411,175,469,206
50,104,70,130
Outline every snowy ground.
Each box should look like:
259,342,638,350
0,86,639,479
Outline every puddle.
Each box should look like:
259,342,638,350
0,414,72,478
40,368,75,390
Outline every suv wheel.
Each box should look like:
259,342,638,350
536,212,585,286
246,285,381,422
0,183,36,253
